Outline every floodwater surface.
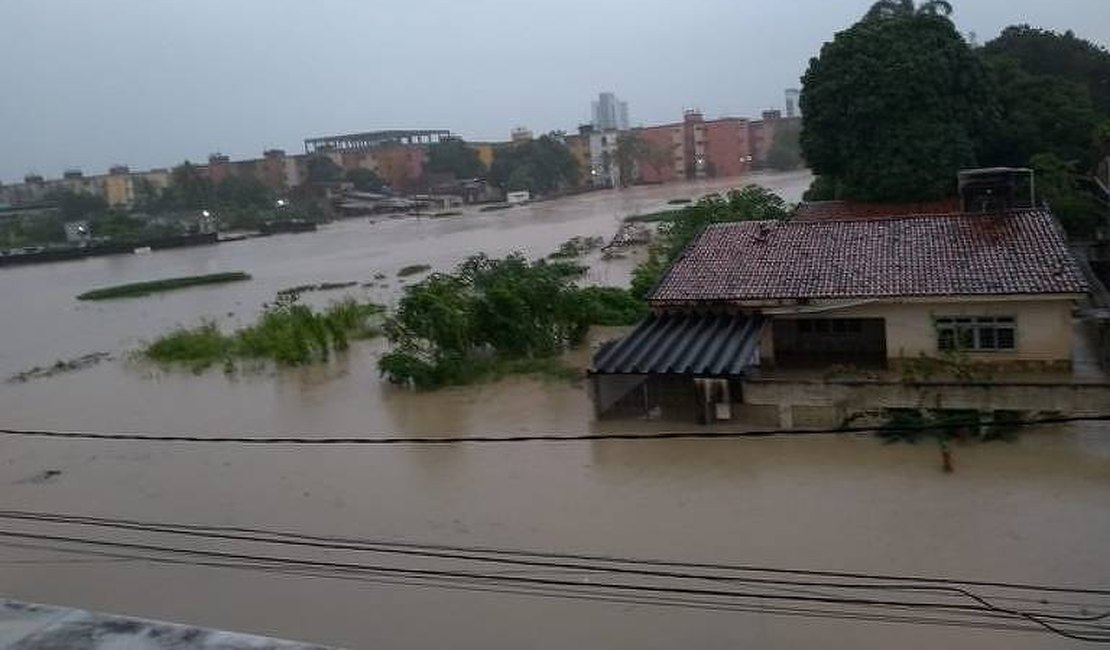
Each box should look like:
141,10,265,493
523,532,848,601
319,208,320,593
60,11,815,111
0,171,1108,649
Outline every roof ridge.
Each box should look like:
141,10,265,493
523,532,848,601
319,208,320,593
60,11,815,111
783,209,1046,226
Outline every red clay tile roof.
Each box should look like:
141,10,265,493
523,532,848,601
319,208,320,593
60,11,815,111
650,210,1087,304
793,199,962,222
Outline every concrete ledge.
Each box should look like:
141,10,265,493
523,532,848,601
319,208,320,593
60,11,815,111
743,378,1110,413
0,599,332,650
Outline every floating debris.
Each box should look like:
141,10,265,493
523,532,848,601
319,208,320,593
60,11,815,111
7,352,112,383
276,281,359,297
398,264,432,277
548,236,604,259
15,469,63,485
604,223,652,250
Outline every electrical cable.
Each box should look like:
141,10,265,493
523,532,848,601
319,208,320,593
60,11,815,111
1,510,1103,598
1,510,1105,623
0,528,1106,642
0,412,1107,445
0,539,1049,637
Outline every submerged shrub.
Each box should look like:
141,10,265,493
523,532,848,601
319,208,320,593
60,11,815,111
379,253,644,389
144,296,384,370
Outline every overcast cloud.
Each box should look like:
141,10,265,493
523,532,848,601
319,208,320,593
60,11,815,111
0,0,1107,182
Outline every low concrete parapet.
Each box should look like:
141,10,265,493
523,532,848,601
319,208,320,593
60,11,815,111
743,378,1110,427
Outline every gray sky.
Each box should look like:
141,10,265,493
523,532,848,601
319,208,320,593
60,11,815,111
1,0,1107,183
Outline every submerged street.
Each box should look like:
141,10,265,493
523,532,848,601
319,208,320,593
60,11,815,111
0,171,1108,649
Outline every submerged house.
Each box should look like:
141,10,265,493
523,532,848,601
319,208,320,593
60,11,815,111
591,169,1103,425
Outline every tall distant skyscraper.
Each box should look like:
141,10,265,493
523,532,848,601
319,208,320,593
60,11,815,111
785,88,801,119
591,92,629,131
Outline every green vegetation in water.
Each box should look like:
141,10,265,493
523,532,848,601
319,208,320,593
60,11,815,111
397,264,432,277
76,272,251,301
144,295,385,371
623,209,679,223
877,408,1022,445
574,286,649,325
898,351,995,383
277,281,359,297
379,253,645,389
548,236,604,259
837,406,1025,473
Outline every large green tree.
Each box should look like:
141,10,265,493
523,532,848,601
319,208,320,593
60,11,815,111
489,134,579,194
50,190,109,220
213,175,273,209
305,154,344,184
800,2,994,201
976,25,1110,236
863,0,952,20
977,56,1100,169
346,168,385,192
982,25,1110,118
426,138,486,179
614,133,647,187
378,253,642,388
167,162,213,209
1030,152,1102,238
766,120,804,171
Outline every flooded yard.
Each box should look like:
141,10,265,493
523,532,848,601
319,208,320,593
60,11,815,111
0,170,1108,649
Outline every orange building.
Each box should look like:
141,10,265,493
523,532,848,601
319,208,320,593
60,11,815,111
632,111,753,183
636,124,684,184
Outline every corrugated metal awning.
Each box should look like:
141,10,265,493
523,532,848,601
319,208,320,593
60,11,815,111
591,312,765,376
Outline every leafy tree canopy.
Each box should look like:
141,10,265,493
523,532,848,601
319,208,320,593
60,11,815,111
800,4,993,201
863,0,952,20
378,253,643,388
489,135,579,195
977,56,1100,169
305,154,344,184
213,174,273,210
982,25,1110,118
426,138,486,179
346,168,385,192
48,190,109,220
766,120,804,171
1030,152,1102,238
168,162,211,209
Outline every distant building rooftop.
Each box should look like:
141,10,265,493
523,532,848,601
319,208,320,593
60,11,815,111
650,209,1088,304
303,129,451,153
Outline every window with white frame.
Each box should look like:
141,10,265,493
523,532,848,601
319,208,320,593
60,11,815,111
936,317,1015,352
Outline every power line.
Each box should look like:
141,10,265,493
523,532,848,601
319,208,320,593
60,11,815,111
1,510,1105,621
3,510,1106,598
0,413,1107,445
1,512,1107,642
2,529,1100,641
0,539,1048,637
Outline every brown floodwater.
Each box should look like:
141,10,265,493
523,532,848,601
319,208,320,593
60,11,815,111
1,171,1108,649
